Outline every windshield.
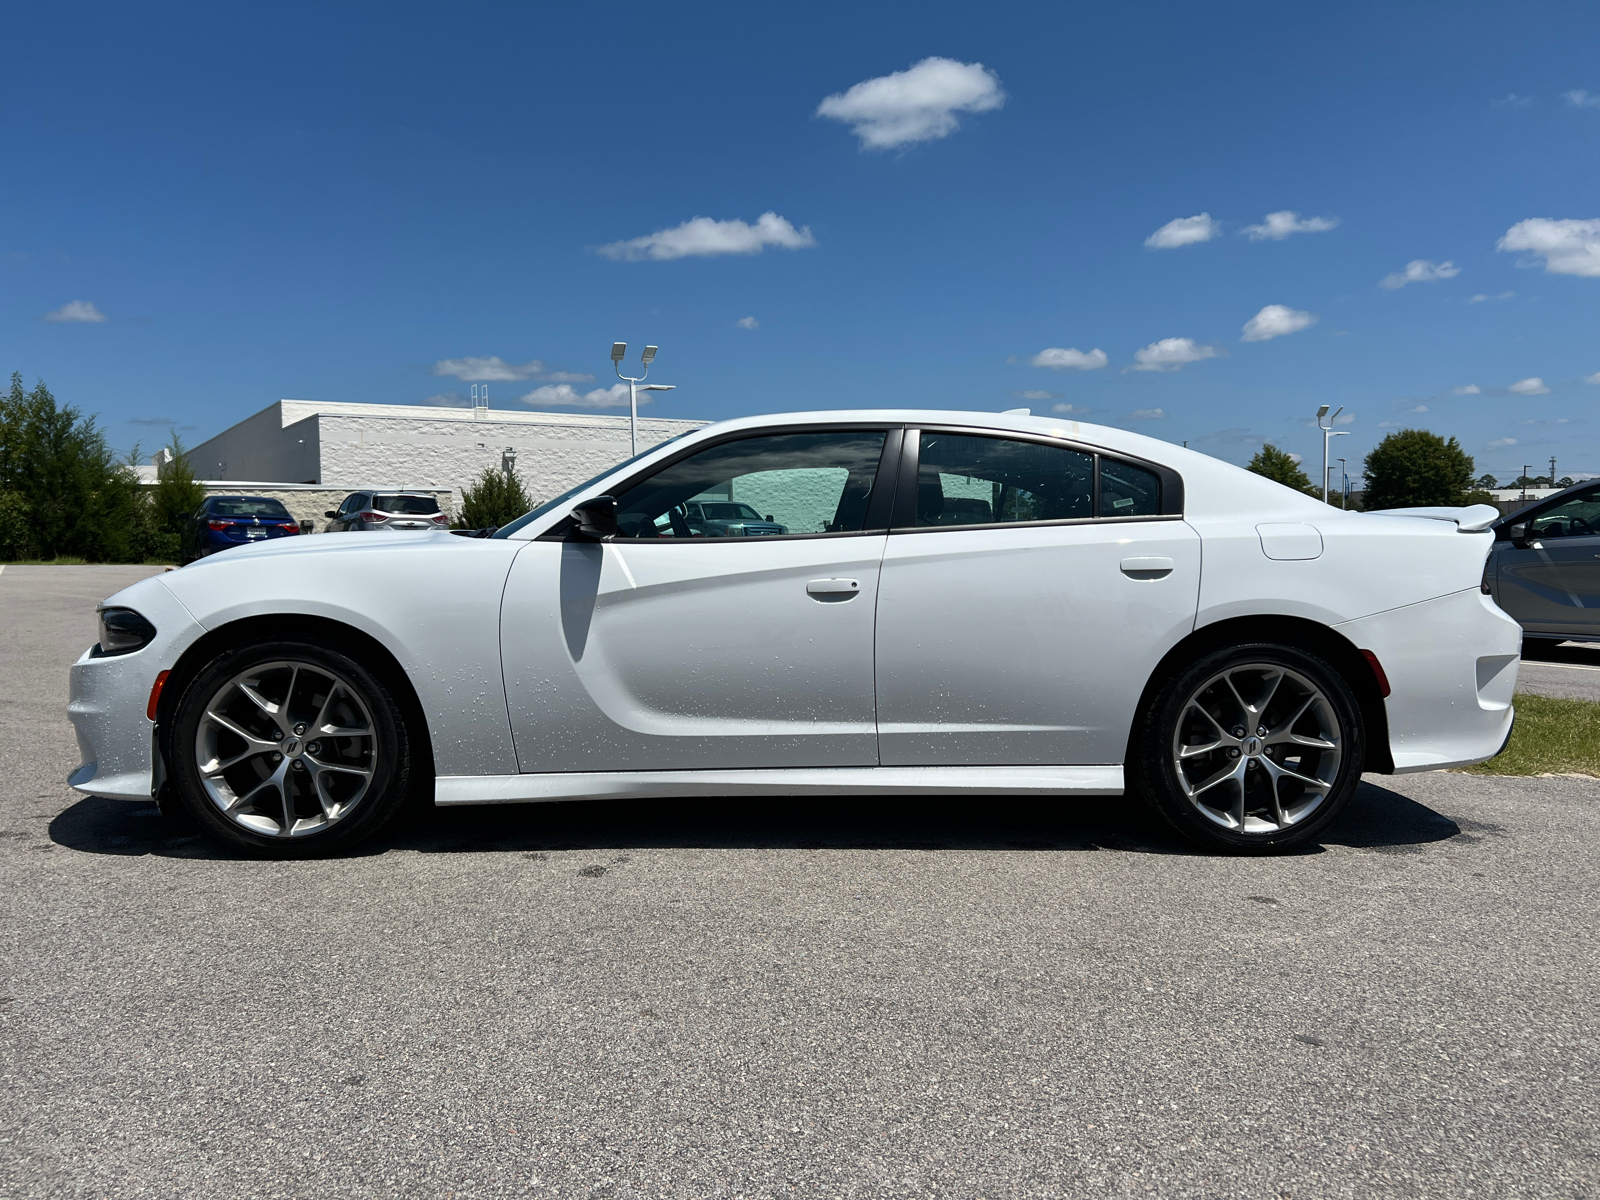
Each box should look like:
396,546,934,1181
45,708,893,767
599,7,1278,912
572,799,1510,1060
373,494,440,515
700,503,763,521
492,431,697,538
211,498,291,519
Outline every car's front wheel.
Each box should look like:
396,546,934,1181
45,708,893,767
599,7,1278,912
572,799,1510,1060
1130,642,1365,854
164,639,414,855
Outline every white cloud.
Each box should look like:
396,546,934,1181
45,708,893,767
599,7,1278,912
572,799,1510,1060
520,383,641,409
1469,294,1489,303
1241,304,1318,342
598,212,815,261
1124,408,1168,421
1334,411,1356,425
1455,384,1482,394
43,300,107,323
1585,372,1600,385
1144,214,1219,249
1030,346,1108,371
419,391,471,408
1497,218,1600,277
1051,403,1094,414
1285,451,1303,464
1380,259,1460,289
1493,93,1533,108
1509,377,1550,395
1488,437,1519,448
1014,390,1056,401
1406,405,1430,414
816,57,1004,150
433,356,546,381
1499,290,1516,299
736,316,759,329
1127,337,1220,372
1242,210,1339,241
1566,90,1600,109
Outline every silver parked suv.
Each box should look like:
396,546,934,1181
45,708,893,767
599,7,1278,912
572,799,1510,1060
323,491,448,533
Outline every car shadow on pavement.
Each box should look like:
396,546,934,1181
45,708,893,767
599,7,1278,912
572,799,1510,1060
49,779,1462,860
1521,637,1600,665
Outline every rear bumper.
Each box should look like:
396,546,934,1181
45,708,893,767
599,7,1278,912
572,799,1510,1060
67,579,206,800
1335,588,1521,773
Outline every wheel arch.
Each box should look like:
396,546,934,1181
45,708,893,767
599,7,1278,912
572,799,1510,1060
154,614,436,787
1131,614,1394,774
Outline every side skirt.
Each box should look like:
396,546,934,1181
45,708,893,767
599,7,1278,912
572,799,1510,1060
434,765,1125,805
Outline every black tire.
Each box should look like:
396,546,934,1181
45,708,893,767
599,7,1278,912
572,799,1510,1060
1129,642,1365,854
164,638,414,856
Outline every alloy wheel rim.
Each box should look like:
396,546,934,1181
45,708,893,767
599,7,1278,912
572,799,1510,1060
193,659,378,838
1171,662,1342,835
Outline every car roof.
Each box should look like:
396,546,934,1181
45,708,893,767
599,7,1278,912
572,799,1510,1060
209,495,287,504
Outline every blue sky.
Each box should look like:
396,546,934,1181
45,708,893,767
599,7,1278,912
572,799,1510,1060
4,0,1599,486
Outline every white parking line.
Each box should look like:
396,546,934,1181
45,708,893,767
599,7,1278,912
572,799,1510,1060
1521,660,1600,673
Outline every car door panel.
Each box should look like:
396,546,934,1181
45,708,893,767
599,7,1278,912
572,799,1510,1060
875,520,1201,765
500,536,886,771
1494,487,1600,636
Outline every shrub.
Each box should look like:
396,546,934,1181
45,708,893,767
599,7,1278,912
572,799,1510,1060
1246,443,1319,498
455,467,531,531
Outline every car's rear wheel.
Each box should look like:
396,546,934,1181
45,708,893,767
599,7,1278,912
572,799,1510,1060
165,639,413,856
1130,643,1364,854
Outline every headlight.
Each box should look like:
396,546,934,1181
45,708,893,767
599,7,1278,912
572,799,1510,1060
95,607,157,657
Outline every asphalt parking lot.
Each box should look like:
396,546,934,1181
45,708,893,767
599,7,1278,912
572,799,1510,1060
2,565,1597,1199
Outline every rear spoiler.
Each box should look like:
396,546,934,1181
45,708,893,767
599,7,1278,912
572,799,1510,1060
1364,503,1499,532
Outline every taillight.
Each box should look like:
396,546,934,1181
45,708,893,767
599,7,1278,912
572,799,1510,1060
281,523,299,534
207,520,231,531
430,513,448,524
360,511,385,523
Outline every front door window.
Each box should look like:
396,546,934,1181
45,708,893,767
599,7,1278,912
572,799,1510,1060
612,430,887,539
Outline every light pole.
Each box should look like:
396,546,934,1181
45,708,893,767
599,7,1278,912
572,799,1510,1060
611,342,677,456
1317,405,1349,505
1337,457,1348,509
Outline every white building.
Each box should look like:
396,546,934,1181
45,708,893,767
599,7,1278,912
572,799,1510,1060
187,398,708,521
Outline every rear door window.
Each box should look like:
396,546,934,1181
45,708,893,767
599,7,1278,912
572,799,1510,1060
913,433,1094,526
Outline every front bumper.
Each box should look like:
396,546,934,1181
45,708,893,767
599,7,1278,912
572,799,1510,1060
67,578,206,800
1335,587,1522,773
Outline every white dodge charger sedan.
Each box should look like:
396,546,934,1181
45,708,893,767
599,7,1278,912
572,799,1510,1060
67,410,1520,855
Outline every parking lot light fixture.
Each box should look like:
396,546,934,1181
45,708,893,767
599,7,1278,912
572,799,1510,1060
612,342,673,456
1317,405,1349,506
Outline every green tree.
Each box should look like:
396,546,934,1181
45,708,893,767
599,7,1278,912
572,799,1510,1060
139,433,206,561
1246,443,1318,498
1362,429,1477,509
0,372,141,561
1476,472,1500,490
455,466,530,531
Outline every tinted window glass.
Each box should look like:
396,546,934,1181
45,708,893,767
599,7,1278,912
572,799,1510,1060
914,433,1094,526
493,431,698,538
338,495,362,516
1529,487,1600,538
613,431,886,539
1099,459,1161,517
372,494,441,515
211,498,292,519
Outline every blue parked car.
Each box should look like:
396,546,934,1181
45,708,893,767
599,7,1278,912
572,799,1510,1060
180,496,303,563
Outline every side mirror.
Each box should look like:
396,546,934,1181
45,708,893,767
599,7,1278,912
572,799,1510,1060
1508,523,1530,548
571,496,618,540
324,510,338,519
765,514,775,522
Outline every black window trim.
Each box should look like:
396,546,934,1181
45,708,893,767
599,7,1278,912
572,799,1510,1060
889,424,1185,533
537,423,905,543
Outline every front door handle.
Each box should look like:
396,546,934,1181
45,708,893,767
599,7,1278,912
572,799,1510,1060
807,578,861,601
1121,556,1174,579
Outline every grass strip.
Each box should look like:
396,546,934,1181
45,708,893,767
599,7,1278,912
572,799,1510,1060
1459,691,1600,777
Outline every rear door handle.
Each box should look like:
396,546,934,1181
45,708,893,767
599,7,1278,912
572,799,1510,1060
807,578,861,600
1121,556,1174,578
